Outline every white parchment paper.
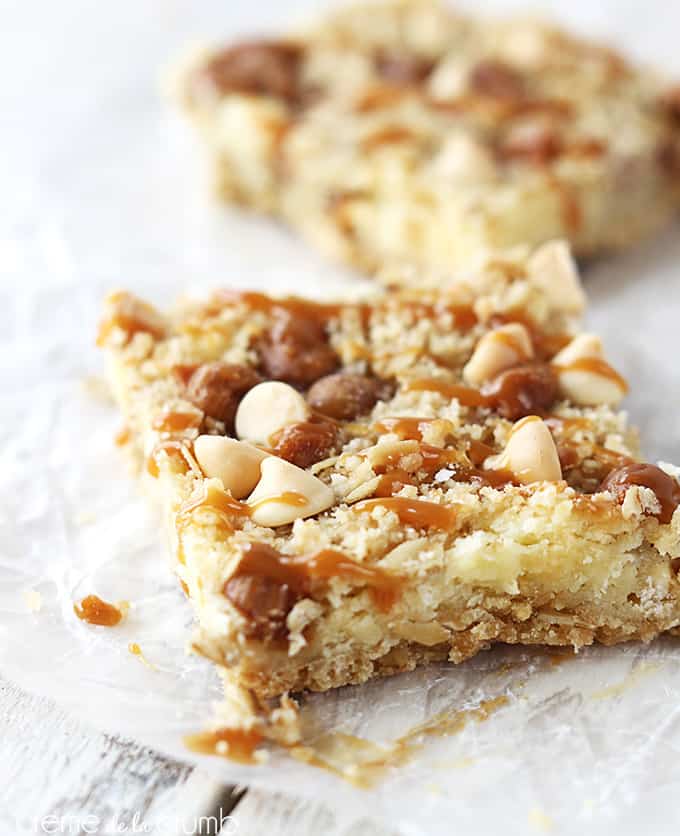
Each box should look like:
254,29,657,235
1,2,680,833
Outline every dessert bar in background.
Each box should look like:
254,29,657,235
177,0,680,275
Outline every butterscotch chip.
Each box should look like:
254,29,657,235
468,59,525,99
186,363,262,430
256,310,339,387
307,373,394,420
270,420,339,469
482,363,558,421
375,52,435,85
193,40,303,103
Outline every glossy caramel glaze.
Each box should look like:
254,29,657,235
214,289,344,321
178,483,250,534
374,416,439,440
552,356,629,393
223,543,401,639
354,497,457,530
151,409,202,433
114,426,131,446
249,491,309,511
405,379,488,407
146,440,198,478
490,312,572,359
74,595,123,627
185,727,263,764
602,463,680,524
96,292,165,347
375,469,418,497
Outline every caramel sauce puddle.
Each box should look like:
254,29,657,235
74,595,124,627
185,728,264,765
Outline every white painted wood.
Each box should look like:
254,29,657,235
230,788,397,836
0,677,240,835
0,673,399,836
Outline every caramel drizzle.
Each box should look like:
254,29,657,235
490,312,572,360
602,463,680,524
96,292,165,347
114,426,131,447
552,357,629,393
427,93,573,120
213,290,344,320
146,440,201,478
73,595,123,627
404,379,488,407
375,469,417,497
184,727,263,765
177,483,250,534
354,497,457,530
229,542,402,613
361,125,418,151
493,328,530,357
151,409,203,433
191,290,477,338
374,416,439,441
370,431,514,492
249,491,308,511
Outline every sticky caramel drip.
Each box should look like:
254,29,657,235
96,292,165,347
493,328,530,356
204,290,476,336
151,409,202,433
184,727,263,764
354,497,457,530
374,416,439,440
225,543,402,622
405,379,488,407
375,470,417,497
213,290,344,320
248,491,309,512
490,312,572,360
175,484,251,567
74,595,123,627
602,463,680,524
178,483,250,534
146,440,200,478
553,356,629,393
114,426,131,446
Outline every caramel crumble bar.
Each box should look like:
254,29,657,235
98,242,680,702
176,0,680,274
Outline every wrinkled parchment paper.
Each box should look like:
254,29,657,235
1,1,680,833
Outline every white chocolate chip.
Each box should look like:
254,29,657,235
496,21,552,69
485,416,562,484
427,56,468,100
235,381,310,444
526,240,587,316
193,435,268,499
463,323,534,385
552,333,602,366
247,457,335,527
431,133,497,184
552,334,628,406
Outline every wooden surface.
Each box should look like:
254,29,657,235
0,676,393,836
0,677,240,835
